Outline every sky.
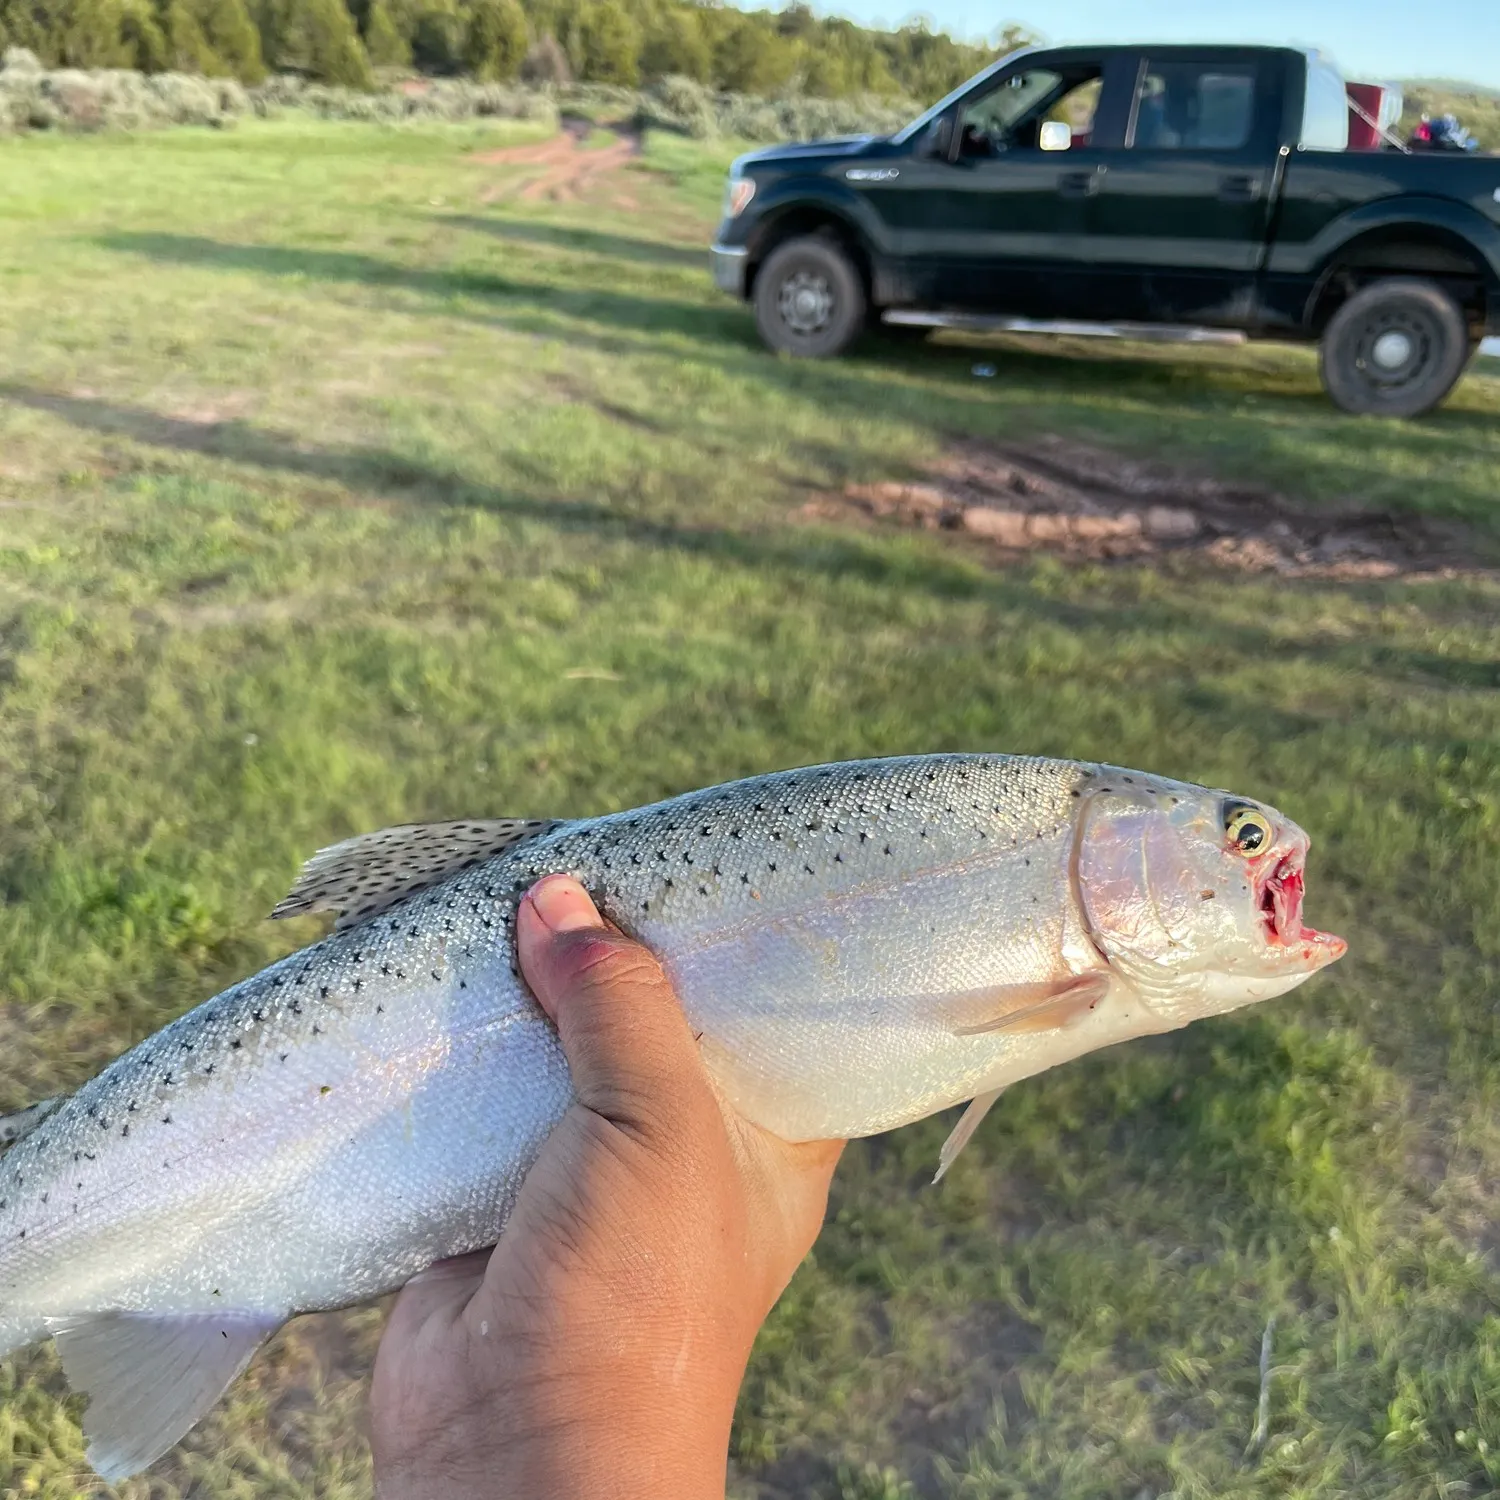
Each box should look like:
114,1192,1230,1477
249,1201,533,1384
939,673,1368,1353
757,0,1500,92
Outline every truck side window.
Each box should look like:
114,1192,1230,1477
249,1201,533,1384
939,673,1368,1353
957,66,1104,158
1130,61,1257,150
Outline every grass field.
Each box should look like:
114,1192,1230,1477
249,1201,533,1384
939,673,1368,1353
1,117,1499,1500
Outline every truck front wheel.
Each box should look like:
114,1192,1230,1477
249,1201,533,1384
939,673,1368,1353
1318,278,1468,418
753,236,866,359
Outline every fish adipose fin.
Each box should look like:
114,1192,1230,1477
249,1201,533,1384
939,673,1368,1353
946,973,1110,1038
271,818,564,929
46,1309,281,1481
0,1096,63,1150
934,1088,1005,1184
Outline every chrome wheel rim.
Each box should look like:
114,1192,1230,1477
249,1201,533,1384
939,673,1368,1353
778,270,834,336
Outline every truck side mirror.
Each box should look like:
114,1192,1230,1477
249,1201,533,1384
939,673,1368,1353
1039,121,1072,152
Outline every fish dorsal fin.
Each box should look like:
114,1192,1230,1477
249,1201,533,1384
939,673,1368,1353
0,1096,62,1150
934,1087,1005,1184
46,1309,281,1481
271,818,563,930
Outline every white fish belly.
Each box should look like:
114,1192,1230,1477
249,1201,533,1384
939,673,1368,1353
650,842,1084,1139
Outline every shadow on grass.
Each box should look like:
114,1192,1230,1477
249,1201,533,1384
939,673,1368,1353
4,382,1494,733
0,381,992,608
96,231,1500,530
439,213,705,269
95,232,750,348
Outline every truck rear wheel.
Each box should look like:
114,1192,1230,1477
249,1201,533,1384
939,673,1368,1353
1318,278,1468,418
753,235,866,359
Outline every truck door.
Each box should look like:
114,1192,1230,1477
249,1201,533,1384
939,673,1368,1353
864,56,1123,316
1085,52,1282,324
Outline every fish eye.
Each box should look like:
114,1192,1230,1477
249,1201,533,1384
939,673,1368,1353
1222,802,1272,856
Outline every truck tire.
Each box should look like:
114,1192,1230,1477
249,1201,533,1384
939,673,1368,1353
1318,278,1468,418
754,235,866,359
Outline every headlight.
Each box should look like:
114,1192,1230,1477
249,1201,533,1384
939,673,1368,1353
723,176,756,218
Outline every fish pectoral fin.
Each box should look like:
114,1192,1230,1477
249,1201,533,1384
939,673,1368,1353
0,1096,63,1151
45,1308,282,1481
947,973,1110,1037
271,817,564,929
934,1088,1005,1184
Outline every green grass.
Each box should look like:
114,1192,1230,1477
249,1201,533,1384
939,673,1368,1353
0,118,1498,1499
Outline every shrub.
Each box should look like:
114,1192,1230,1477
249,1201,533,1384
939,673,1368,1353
573,0,637,88
291,0,371,86
518,30,568,85
640,8,708,84
161,0,219,74
0,55,913,141
462,0,524,83
408,0,460,72
635,74,917,143
360,0,406,66
199,0,264,82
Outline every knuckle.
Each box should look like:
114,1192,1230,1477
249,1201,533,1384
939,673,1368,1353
553,929,669,999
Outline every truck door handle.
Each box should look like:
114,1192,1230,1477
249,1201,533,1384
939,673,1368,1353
1219,173,1261,202
1058,168,1103,198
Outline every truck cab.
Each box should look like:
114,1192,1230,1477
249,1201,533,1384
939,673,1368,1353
710,44,1500,417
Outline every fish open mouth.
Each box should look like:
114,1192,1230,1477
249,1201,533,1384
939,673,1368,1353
1258,851,1345,960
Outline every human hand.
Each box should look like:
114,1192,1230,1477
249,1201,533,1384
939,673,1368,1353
370,875,845,1499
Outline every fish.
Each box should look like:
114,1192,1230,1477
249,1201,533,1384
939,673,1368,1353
0,753,1345,1480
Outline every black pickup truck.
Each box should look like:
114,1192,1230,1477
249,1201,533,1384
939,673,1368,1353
709,44,1500,417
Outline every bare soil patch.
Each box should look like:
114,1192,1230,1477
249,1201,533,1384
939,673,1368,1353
807,435,1494,581
473,118,641,205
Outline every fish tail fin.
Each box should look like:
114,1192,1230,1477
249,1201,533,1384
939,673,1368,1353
46,1309,282,1480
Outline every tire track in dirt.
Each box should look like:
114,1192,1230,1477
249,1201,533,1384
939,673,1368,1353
473,118,641,205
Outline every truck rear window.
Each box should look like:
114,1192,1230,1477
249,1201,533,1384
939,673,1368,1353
1131,61,1257,151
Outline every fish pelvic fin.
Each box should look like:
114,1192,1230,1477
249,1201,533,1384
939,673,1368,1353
271,817,565,929
46,1308,282,1481
0,1096,64,1152
934,1088,1005,1184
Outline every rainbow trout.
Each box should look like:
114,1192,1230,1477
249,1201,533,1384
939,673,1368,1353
0,754,1344,1478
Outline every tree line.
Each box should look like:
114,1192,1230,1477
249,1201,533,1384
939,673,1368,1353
0,0,1027,99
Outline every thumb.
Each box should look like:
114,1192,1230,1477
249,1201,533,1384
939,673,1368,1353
517,875,717,1147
